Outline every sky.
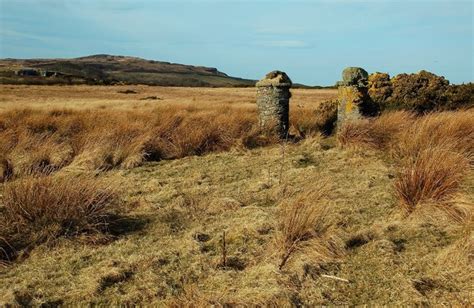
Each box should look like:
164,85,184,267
0,0,472,85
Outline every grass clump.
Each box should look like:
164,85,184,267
291,99,337,137
338,110,474,214
337,111,413,150
0,175,122,263
393,111,473,212
393,110,474,161
394,146,469,212
276,185,341,270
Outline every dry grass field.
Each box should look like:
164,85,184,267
0,85,337,110
0,85,472,306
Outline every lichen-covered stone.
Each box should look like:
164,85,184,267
337,85,365,125
256,71,292,137
337,67,374,128
342,67,369,87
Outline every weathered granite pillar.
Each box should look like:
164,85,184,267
337,67,370,127
256,71,292,138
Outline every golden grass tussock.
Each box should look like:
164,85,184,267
290,100,337,137
393,111,473,212
338,110,474,215
0,102,336,179
276,184,342,270
337,111,414,150
394,146,469,212
393,110,474,162
0,175,122,263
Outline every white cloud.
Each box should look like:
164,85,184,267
257,40,310,48
255,26,308,35
0,29,60,43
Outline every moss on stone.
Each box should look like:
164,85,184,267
341,67,369,87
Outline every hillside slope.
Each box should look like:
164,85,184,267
0,54,256,87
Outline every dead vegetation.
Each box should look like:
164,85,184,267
276,185,341,270
0,175,122,263
394,146,468,212
0,101,336,180
338,110,473,216
336,111,414,150
0,86,472,305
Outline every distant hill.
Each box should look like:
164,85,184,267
0,54,257,87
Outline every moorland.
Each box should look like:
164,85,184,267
0,77,472,305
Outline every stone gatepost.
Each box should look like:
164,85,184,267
337,67,370,127
256,71,292,138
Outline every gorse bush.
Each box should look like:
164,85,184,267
0,176,121,263
0,103,336,180
367,70,474,113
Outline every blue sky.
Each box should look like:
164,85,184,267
0,0,472,85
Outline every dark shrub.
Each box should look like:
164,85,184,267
444,83,474,111
368,70,473,113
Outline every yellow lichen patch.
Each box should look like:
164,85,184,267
345,99,353,113
338,86,363,115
